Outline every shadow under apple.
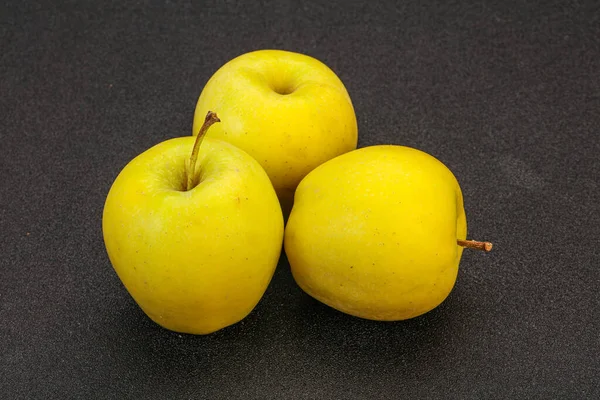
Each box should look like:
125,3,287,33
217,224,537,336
98,253,472,397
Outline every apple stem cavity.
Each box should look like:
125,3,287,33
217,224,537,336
457,239,493,252
186,111,221,191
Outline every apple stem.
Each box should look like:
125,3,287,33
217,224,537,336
457,239,493,252
186,111,221,191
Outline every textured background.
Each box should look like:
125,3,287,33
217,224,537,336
1,1,599,399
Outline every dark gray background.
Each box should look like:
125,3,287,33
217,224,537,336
1,1,599,399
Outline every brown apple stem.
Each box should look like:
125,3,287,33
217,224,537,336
186,111,221,191
457,239,493,252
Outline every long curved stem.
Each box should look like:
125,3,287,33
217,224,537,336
186,111,220,191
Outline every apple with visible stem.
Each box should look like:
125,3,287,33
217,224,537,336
193,49,358,213
284,145,493,321
102,112,284,334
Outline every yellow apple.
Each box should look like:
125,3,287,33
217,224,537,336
102,113,284,334
284,145,492,321
192,49,358,211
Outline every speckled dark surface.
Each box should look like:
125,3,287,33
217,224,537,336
1,1,599,399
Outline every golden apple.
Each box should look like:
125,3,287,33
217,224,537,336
103,113,284,334
192,49,358,211
284,145,492,321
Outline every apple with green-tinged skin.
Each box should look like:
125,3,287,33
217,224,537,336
284,145,492,321
192,49,358,212
102,113,284,335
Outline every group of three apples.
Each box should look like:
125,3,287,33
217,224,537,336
103,50,491,335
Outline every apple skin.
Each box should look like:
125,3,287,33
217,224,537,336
102,136,284,334
192,49,358,211
284,145,467,321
